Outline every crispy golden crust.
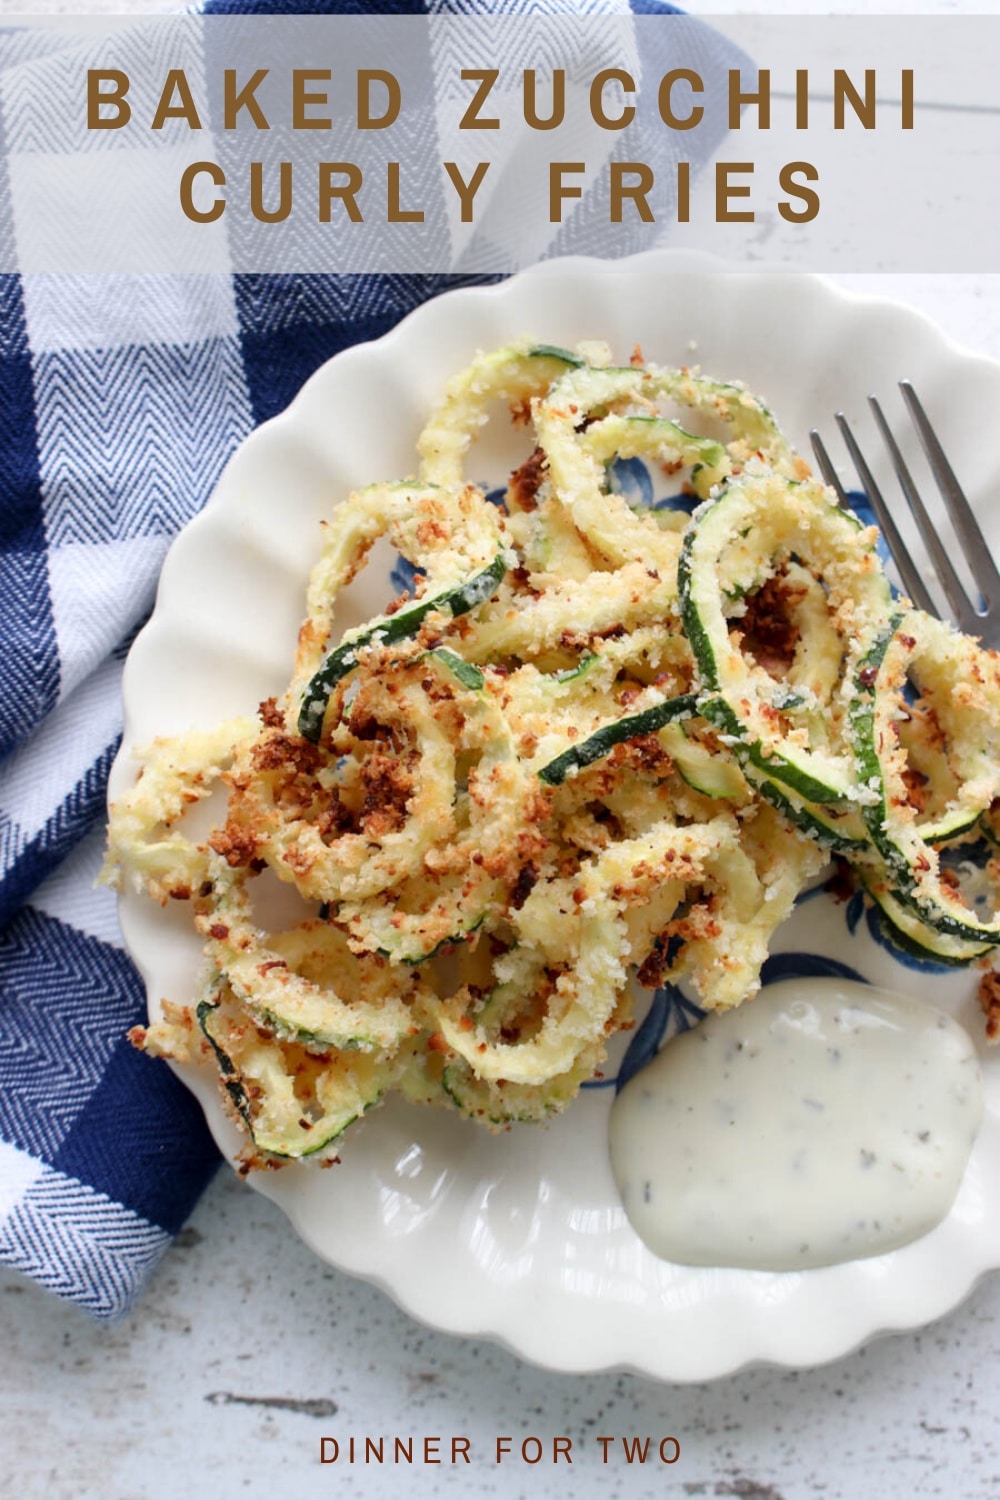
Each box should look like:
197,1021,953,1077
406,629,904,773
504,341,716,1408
979,969,1000,1043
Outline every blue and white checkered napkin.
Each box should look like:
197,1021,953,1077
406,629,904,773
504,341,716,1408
0,0,739,1317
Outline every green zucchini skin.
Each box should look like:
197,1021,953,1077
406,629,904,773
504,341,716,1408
428,647,485,692
677,540,717,684
679,476,890,807
546,653,600,686
538,693,698,786
745,742,852,807
528,343,584,368
921,808,983,845
298,553,506,742
197,998,253,1129
753,776,869,855
394,912,487,967
683,554,838,798
848,618,905,868
863,883,993,967
849,621,1000,946
197,997,379,1160
662,724,748,801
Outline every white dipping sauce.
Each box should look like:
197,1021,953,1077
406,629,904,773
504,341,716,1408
609,978,983,1270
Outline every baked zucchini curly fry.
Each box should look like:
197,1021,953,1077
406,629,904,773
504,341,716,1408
104,337,1000,1167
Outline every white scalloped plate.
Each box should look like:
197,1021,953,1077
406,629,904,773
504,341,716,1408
112,251,1000,1380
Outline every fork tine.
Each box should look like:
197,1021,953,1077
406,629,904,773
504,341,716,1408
808,429,849,505
833,412,940,619
867,396,976,630
898,380,1000,611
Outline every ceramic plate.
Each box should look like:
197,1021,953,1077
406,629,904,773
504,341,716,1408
112,250,1000,1380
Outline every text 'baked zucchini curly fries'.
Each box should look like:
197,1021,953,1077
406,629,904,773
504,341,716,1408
104,339,1000,1169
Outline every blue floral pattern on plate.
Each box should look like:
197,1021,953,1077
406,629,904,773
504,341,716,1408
607,454,697,518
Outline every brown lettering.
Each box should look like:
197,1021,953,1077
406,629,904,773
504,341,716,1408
293,69,331,130
460,69,500,129
151,69,201,130
524,69,565,130
729,67,770,129
549,161,585,222
319,162,363,222
622,1436,651,1463
657,69,703,130
834,68,875,129
224,69,268,130
901,68,914,128
87,70,130,130
795,68,809,128
358,70,400,129
444,160,489,221
778,160,820,222
610,162,654,223
591,68,636,130
179,161,224,221
250,160,292,222
387,162,422,222
676,158,690,222
716,160,754,222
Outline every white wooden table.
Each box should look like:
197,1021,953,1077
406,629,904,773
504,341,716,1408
4,2,1000,1496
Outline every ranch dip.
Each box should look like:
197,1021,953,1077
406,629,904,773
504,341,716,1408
609,977,982,1271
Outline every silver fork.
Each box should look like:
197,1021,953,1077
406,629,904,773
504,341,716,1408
809,382,1000,649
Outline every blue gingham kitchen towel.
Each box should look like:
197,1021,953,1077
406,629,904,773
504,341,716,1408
0,0,739,1317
